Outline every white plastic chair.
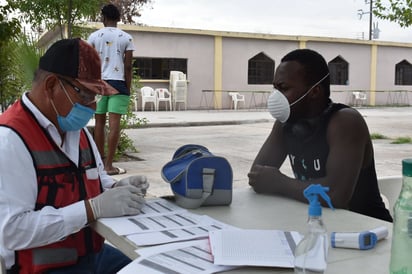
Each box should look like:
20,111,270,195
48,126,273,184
352,91,367,107
173,80,187,110
140,86,157,111
378,176,402,216
156,88,172,111
228,92,245,110
169,71,186,95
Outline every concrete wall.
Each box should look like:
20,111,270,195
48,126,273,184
304,41,373,105
134,31,215,109
39,24,412,109
219,37,298,108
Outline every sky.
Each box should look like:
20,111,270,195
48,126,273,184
137,0,412,43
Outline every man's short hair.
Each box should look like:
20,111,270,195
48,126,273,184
101,4,121,22
281,49,330,97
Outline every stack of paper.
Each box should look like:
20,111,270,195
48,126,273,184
101,198,301,273
118,239,237,274
99,198,237,246
209,229,302,268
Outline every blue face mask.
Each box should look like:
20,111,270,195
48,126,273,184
57,103,95,132
52,80,95,132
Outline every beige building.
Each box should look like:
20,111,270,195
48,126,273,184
40,24,412,110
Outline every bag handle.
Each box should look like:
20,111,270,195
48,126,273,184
173,168,215,209
161,149,208,184
173,144,209,159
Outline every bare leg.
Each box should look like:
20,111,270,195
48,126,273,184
94,113,107,159
105,112,122,172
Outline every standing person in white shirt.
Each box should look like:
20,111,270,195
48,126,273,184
88,3,135,175
0,38,148,274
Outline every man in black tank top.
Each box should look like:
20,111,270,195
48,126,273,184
248,49,392,222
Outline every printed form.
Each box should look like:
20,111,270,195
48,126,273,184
100,198,302,272
118,239,237,274
127,215,238,246
100,211,213,235
138,198,187,216
209,229,302,268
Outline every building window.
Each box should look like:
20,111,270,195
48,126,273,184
328,56,349,85
248,52,275,84
133,57,187,80
395,60,412,85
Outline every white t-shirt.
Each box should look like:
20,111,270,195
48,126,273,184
88,27,135,81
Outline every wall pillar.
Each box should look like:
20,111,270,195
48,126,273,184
214,36,223,109
369,44,378,106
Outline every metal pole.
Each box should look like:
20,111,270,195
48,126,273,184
369,0,373,40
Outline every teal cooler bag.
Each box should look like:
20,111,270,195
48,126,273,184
161,144,233,209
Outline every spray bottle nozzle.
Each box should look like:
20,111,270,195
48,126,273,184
303,184,335,216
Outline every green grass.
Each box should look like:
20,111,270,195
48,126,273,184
391,137,412,144
370,133,412,144
370,133,388,140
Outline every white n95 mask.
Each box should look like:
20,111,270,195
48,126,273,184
267,73,330,123
267,89,290,123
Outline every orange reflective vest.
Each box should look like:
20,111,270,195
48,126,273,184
0,100,104,274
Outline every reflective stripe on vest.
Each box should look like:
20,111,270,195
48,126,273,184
32,147,93,168
33,248,77,265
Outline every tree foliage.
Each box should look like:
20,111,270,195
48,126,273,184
112,0,152,24
8,0,103,38
12,35,43,91
0,3,22,111
8,0,152,39
374,0,412,27
0,3,21,45
0,35,42,111
1,0,151,110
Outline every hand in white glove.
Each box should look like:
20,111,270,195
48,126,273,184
114,175,149,196
89,185,145,218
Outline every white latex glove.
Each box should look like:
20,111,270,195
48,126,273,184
89,185,145,218
114,175,149,196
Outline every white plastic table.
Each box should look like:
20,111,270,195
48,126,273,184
92,187,392,273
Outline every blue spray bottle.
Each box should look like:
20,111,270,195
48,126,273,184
294,184,334,274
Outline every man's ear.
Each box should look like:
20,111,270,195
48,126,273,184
43,74,59,101
309,85,322,99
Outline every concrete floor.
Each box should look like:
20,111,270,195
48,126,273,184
110,107,412,197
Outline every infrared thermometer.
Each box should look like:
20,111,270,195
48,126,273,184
331,226,388,250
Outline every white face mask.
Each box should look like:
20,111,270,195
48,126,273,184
267,73,330,123
267,89,290,123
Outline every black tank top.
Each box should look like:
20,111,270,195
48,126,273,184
283,102,392,222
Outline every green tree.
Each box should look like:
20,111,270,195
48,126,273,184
0,35,42,111
0,40,21,111
8,0,152,39
9,0,103,38
112,0,152,24
374,0,412,27
0,3,20,42
0,3,22,111
13,35,43,90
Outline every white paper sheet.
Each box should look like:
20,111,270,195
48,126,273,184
139,198,187,216
118,239,237,274
100,211,209,235
127,215,239,246
209,229,302,268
